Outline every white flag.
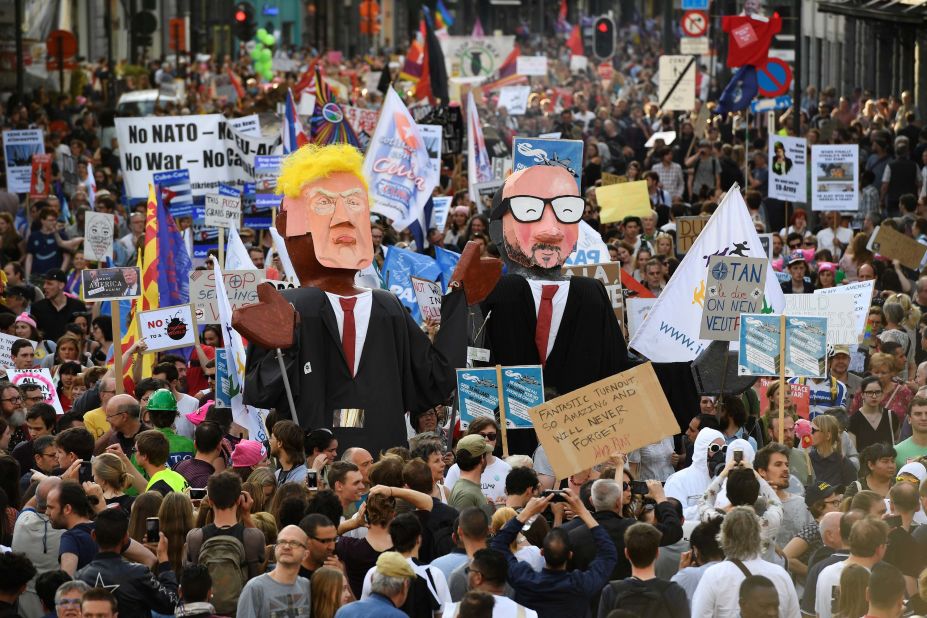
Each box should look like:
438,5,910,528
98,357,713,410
224,226,257,271
268,226,300,284
467,91,493,206
629,189,785,362
212,258,266,441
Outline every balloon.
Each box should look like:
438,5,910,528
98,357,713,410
261,48,272,61
263,34,276,46
257,28,268,40
250,47,261,60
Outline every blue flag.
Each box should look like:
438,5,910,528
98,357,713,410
434,246,460,291
381,246,442,323
716,65,758,116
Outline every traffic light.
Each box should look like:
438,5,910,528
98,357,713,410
593,16,615,59
233,2,256,41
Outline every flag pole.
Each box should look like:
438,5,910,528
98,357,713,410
111,301,123,394
496,364,509,459
219,228,225,267
276,348,299,423
778,313,786,444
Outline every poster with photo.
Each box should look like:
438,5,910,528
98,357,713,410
3,129,45,194
811,145,858,212
768,135,807,202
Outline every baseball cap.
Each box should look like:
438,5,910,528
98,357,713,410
804,481,839,508
787,251,807,266
231,440,268,468
455,434,492,458
376,552,415,579
829,345,850,357
44,268,66,283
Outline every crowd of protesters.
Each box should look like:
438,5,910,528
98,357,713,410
4,5,927,618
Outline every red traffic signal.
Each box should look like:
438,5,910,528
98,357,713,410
593,16,615,59
233,2,256,40
597,22,608,32
235,9,247,22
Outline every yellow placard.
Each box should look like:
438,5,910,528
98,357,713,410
596,180,651,224
528,363,680,480
600,172,627,186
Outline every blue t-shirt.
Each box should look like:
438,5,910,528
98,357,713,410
59,522,97,570
26,230,65,274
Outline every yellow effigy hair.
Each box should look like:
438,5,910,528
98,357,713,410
275,143,368,198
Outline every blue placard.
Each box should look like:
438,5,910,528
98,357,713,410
750,94,793,113
215,349,233,407
457,368,499,430
191,205,218,258
738,314,828,378
512,137,584,192
153,169,194,218
738,314,780,376
218,183,240,197
682,0,710,9
246,193,279,230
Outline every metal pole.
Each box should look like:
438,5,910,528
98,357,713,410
662,0,674,54
14,0,23,98
275,348,299,423
104,0,115,105
792,0,802,136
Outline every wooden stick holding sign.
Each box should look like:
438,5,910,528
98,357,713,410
111,301,123,394
778,313,786,444
495,364,509,458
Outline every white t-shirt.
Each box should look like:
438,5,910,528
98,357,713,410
816,560,858,618
691,557,800,618
175,393,199,440
443,594,538,618
444,457,512,504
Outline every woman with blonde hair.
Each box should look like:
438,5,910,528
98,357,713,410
158,492,194,573
849,352,913,422
834,563,869,618
490,507,544,571
809,414,857,487
311,567,352,618
653,233,675,259
92,452,134,513
127,491,163,543
244,466,277,512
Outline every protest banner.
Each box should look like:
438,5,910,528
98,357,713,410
190,269,261,324
784,293,857,346
563,262,624,323
472,180,504,212
644,131,677,148
115,114,269,199
60,153,79,195
139,304,198,352
739,314,828,378
699,256,767,341
564,221,611,266
382,246,441,323
253,155,281,192
215,349,234,407
153,169,194,218
28,153,52,200
411,276,442,324
600,172,626,186
364,89,438,231
83,211,115,263
81,267,142,301
431,196,452,233
516,56,548,76
596,180,651,223
7,368,63,414
419,124,443,174
0,333,37,369
815,280,874,342
626,297,658,339
630,189,786,362
867,225,927,271
2,129,44,193
343,106,379,141
529,362,680,480
569,55,588,72
811,144,859,212
497,85,531,115
768,135,807,202
512,137,583,192
441,35,516,78
205,193,242,230
755,378,812,419
248,193,279,231
676,216,709,253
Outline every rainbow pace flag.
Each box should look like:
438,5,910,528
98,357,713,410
309,67,361,147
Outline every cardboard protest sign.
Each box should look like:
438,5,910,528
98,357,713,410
411,276,442,323
2,129,44,193
739,314,828,378
868,225,927,271
675,216,709,253
597,180,651,223
29,154,53,200
190,269,261,324
600,172,626,186
699,256,767,341
82,267,142,301
529,362,679,480
512,137,583,192
785,293,857,346
626,297,658,340
768,135,807,202
83,211,115,263
441,35,516,78
563,262,624,323
755,378,812,419
0,333,37,369
497,86,531,115
811,145,859,212
204,193,242,229
815,280,874,342
139,304,197,352
516,56,548,76
456,366,544,430
7,368,63,414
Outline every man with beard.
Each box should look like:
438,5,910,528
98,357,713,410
0,383,27,446
755,443,813,551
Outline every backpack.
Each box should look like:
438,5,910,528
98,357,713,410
604,578,677,618
198,525,248,616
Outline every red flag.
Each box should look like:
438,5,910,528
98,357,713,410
558,0,568,23
293,57,320,99
226,66,245,100
620,270,655,299
567,24,583,57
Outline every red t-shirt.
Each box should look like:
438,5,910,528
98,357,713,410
721,13,782,68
